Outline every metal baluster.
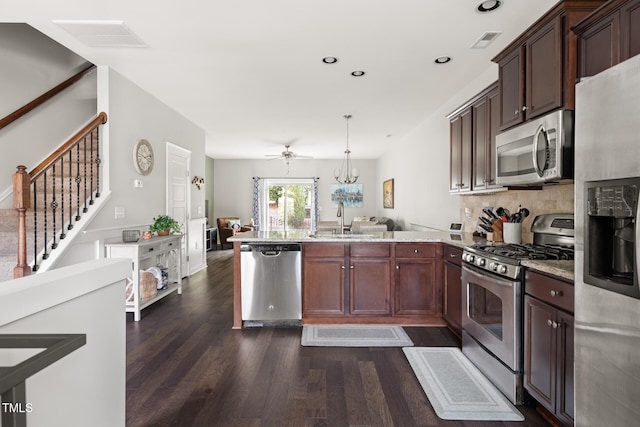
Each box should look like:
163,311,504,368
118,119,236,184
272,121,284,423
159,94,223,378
32,181,38,272
51,164,58,250
95,127,101,198
60,156,66,239
68,150,74,230
89,130,95,205
42,172,49,260
75,143,81,221
83,136,88,213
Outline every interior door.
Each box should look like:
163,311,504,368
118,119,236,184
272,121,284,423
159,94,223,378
167,142,191,276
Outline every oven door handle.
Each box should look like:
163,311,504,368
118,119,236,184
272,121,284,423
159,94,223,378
462,264,517,288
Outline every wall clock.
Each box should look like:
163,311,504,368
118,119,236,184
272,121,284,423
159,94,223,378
133,139,154,175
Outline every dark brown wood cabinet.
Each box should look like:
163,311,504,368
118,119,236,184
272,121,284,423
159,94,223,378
394,243,442,317
493,0,604,130
349,244,392,316
471,83,501,191
449,81,501,193
443,245,462,336
524,270,575,427
302,243,347,316
449,107,472,193
302,243,391,318
575,0,640,78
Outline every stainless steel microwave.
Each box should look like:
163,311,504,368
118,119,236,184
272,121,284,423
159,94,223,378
495,109,574,185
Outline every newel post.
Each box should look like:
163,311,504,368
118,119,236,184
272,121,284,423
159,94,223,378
13,165,31,278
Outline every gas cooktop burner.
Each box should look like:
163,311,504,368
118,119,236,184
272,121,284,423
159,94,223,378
469,243,574,261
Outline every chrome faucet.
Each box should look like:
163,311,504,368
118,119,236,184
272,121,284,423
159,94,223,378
337,200,345,235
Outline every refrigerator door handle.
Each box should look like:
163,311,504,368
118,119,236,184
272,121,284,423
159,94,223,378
636,196,640,285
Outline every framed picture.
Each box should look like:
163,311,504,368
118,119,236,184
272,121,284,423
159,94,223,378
383,179,394,209
331,183,363,207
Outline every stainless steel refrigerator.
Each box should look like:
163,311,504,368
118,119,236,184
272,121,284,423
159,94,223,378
574,53,640,427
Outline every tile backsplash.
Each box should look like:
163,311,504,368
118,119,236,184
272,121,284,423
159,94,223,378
460,184,574,243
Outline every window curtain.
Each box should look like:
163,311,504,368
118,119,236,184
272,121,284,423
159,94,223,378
252,177,262,231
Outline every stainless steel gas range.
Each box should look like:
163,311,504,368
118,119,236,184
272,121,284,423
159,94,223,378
461,213,574,404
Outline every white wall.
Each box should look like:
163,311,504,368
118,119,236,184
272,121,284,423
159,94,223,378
376,64,500,231
57,68,207,267
213,158,378,226
0,259,130,427
0,24,96,207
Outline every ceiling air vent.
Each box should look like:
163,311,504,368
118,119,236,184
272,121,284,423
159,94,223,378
53,20,147,48
471,31,502,49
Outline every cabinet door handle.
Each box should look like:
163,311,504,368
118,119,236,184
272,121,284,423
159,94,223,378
396,265,400,270
522,105,528,112
350,265,354,269
341,265,345,270
550,290,562,297
414,249,419,254
547,319,558,329
514,109,519,115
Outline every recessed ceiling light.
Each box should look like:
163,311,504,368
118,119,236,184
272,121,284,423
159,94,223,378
434,56,452,64
351,71,366,77
476,0,502,13
322,56,338,64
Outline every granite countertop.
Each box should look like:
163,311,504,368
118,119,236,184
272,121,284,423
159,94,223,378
521,259,574,282
228,230,480,248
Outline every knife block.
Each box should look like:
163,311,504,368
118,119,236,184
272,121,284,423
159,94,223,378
489,220,504,242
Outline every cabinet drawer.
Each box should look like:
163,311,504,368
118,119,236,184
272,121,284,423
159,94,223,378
161,239,180,251
303,243,346,258
350,243,391,258
141,243,162,256
444,245,463,266
395,243,437,259
525,270,574,313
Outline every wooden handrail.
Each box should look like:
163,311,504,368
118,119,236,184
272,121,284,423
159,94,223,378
0,63,96,132
13,112,108,279
29,112,107,180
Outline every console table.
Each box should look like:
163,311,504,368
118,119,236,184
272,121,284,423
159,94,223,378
105,234,183,321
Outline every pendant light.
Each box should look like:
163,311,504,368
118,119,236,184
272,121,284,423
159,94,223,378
334,114,359,184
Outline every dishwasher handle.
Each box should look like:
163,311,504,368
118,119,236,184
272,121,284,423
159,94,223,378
240,243,301,254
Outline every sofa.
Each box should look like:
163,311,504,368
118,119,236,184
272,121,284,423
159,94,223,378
216,217,252,248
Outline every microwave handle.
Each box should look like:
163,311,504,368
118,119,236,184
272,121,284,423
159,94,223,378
532,124,544,177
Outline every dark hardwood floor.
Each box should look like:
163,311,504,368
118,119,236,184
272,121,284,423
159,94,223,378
126,249,551,427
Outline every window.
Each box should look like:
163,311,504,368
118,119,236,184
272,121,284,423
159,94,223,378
253,178,318,232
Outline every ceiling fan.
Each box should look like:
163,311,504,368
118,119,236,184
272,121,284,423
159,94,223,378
264,144,312,164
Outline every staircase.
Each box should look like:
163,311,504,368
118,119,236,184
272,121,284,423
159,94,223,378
0,115,106,282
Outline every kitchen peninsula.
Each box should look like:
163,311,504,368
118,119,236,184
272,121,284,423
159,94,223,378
229,230,478,329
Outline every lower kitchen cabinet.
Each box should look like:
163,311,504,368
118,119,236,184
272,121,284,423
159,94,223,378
524,270,575,426
443,245,463,336
302,243,391,317
394,243,442,317
302,243,346,316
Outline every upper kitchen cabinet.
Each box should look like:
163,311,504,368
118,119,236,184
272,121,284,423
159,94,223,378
449,106,472,193
492,0,605,130
448,82,501,194
574,0,640,78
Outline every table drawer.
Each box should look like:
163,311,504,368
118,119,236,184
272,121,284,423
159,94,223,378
525,270,574,313
141,243,162,256
161,239,180,251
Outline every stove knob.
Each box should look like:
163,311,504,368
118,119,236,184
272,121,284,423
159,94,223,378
489,262,497,271
476,258,486,267
466,254,475,263
498,265,508,274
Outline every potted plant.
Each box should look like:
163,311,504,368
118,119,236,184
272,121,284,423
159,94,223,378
150,215,181,236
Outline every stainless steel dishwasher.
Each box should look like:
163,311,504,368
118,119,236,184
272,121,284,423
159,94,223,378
240,243,302,322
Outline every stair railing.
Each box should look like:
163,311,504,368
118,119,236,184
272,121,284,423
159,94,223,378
13,112,108,278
